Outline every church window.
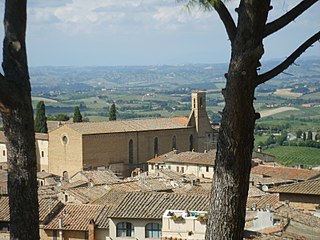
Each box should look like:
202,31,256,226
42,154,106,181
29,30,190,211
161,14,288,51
2,150,5,156
154,137,158,157
189,135,193,151
128,139,133,164
181,167,184,173
41,151,44,158
172,136,176,150
62,135,68,145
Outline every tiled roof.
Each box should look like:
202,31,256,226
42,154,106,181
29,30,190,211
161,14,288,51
71,170,120,185
0,196,9,221
109,192,209,219
148,150,216,166
38,198,64,223
94,205,114,229
0,197,64,223
61,180,89,190
251,165,320,181
0,131,48,142
268,178,320,195
37,172,57,179
38,185,60,199
64,186,107,204
92,189,127,206
246,194,280,210
274,205,320,228
0,131,6,143
60,117,189,135
44,204,104,231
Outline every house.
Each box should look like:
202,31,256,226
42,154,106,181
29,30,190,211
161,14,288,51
250,165,320,190
268,178,320,211
108,191,209,240
48,91,217,177
69,169,120,186
0,131,49,172
42,204,107,240
147,150,216,179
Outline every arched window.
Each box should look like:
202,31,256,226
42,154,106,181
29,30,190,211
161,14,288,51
172,136,176,150
128,139,133,164
154,137,159,157
193,99,196,108
116,222,134,237
189,135,193,151
145,223,161,238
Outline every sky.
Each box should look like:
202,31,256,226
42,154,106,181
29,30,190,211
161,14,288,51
0,0,319,66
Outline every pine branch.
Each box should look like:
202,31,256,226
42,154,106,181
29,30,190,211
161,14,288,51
211,0,236,42
264,0,318,37
256,31,320,85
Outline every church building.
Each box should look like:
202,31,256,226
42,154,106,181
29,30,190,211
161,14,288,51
48,91,217,177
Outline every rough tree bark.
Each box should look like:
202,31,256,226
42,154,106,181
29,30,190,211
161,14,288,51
200,0,319,239
0,0,39,239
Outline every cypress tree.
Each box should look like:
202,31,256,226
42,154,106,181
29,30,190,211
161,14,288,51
73,106,83,122
34,101,48,133
109,103,117,121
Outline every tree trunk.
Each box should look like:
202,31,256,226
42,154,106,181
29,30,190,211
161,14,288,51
0,1,40,239
206,1,270,239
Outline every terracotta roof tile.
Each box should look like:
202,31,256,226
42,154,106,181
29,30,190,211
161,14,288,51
251,165,320,181
59,117,188,135
64,186,107,204
110,192,209,219
38,198,64,223
246,194,280,210
0,131,48,142
92,189,127,206
148,150,216,166
44,204,104,231
0,196,9,221
268,178,320,195
71,170,120,185
94,205,114,229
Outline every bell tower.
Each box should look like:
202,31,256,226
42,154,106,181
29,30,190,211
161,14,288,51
188,90,216,152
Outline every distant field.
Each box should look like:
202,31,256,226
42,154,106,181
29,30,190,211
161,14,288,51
264,146,320,167
32,96,58,103
274,88,302,98
259,107,299,118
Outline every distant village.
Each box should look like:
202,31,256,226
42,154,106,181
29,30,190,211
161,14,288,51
0,91,320,240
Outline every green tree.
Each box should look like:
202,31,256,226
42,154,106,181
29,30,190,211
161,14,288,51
109,103,117,121
182,0,319,239
34,101,48,133
0,1,39,239
307,130,313,140
47,113,70,121
73,106,83,122
296,129,303,139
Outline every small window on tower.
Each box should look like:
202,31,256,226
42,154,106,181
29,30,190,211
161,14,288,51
200,97,203,107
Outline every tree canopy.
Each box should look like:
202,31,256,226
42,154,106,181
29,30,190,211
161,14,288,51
109,103,117,121
34,101,48,133
73,106,83,122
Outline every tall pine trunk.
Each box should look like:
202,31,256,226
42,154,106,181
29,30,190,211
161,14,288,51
206,1,270,239
1,0,39,239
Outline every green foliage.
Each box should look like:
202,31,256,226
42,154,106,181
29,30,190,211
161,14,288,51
109,103,117,121
34,101,48,133
264,146,320,167
307,130,313,140
47,114,70,121
73,106,83,122
296,129,303,138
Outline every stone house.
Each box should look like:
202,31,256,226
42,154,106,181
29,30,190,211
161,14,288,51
42,204,108,240
268,178,320,211
147,150,215,179
48,91,217,177
108,192,208,240
0,131,48,172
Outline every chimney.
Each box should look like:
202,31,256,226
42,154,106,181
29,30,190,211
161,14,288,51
88,219,95,240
